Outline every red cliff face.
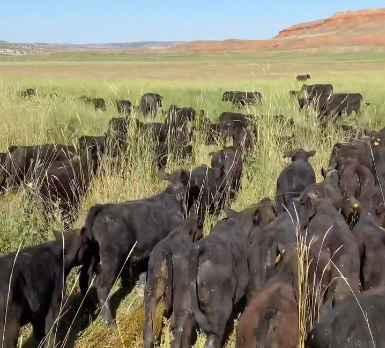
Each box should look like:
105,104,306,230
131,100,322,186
274,8,385,39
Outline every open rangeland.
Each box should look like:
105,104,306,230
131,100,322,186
0,51,385,348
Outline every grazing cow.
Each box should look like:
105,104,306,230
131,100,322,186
186,206,262,348
116,99,133,115
296,74,311,81
302,84,333,99
19,88,36,97
93,98,106,111
352,189,385,291
237,246,299,348
140,93,163,117
218,112,252,148
80,169,191,325
211,146,243,206
306,287,385,348
318,93,363,120
5,144,77,189
222,91,262,106
189,164,223,220
276,149,316,213
306,198,360,309
0,229,87,348
38,145,99,224
143,215,203,348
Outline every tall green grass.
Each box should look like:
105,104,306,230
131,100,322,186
0,71,384,347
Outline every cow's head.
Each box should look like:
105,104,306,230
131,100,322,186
157,169,190,211
283,149,316,162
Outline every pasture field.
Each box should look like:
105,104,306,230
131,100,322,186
0,51,385,348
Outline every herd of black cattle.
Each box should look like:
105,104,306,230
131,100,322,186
0,79,382,348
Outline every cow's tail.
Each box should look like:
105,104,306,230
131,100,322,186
164,252,173,317
189,244,215,334
81,204,105,287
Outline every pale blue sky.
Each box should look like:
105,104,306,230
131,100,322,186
0,0,383,44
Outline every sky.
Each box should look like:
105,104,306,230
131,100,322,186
0,0,383,44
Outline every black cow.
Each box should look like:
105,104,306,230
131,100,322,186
19,88,36,97
276,149,316,213
80,169,191,325
0,229,87,348
222,91,262,106
352,189,385,291
296,74,310,81
143,215,203,348
319,93,363,120
211,146,243,206
116,99,132,115
306,287,385,348
38,145,99,224
93,98,106,111
306,197,360,310
189,164,223,220
302,84,333,99
218,112,252,148
140,93,163,117
185,206,261,348
5,144,77,189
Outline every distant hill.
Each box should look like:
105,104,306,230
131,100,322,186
164,8,385,54
0,41,183,55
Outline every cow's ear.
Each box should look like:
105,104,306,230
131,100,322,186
283,151,294,158
157,171,169,181
224,207,237,218
53,230,63,241
307,150,316,158
179,170,190,186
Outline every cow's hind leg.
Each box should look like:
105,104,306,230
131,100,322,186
203,297,233,348
0,318,20,348
143,280,166,348
95,257,121,326
44,291,63,348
